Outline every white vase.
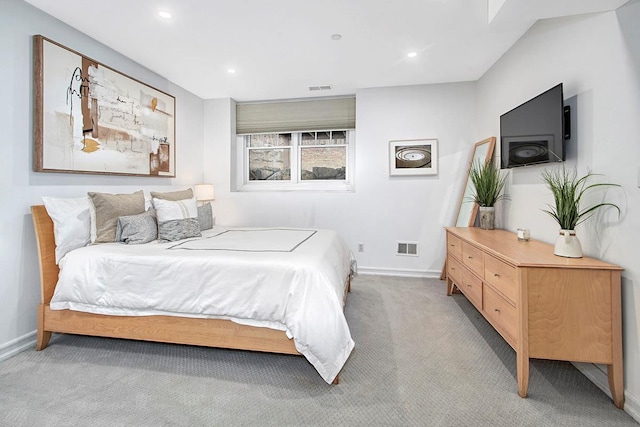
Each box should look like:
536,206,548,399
478,206,495,230
554,229,583,258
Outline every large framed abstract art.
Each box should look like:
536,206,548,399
33,35,176,177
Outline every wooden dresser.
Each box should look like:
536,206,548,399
445,227,624,408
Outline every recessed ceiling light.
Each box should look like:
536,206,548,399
331,34,342,41
407,52,417,58
227,69,237,74
158,10,172,19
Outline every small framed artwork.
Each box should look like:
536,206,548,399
33,35,176,177
389,139,438,176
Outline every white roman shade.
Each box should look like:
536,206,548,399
236,97,355,135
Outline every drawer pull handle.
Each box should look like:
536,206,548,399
494,308,501,313
494,273,500,277
468,256,473,259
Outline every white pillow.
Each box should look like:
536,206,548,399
153,197,201,241
42,196,91,264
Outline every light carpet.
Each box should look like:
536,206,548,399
0,275,636,426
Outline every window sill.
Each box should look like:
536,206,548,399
237,181,355,192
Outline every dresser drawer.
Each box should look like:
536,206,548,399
447,233,462,260
484,254,517,303
447,255,464,284
462,241,484,277
461,268,482,309
483,285,517,343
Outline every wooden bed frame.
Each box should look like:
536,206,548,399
31,205,350,383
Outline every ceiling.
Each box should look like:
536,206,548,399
25,0,629,101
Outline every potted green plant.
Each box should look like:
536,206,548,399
468,159,508,230
541,166,620,258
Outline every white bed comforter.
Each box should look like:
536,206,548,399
50,226,355,384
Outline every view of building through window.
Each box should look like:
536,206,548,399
247,133,292,181
246,130,349,182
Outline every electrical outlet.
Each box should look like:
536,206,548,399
358,243,364,252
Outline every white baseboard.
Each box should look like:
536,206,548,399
625,393,640,424
573,362,612,398
357,266,442,278
0,330,37,363
573,362,640,423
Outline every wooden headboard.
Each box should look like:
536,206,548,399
31,205,59,305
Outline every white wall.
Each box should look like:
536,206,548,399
477,4,640,418
0,0,205,353
203,82,478,276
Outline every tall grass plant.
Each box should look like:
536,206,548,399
469,160,508,207
541,167,620,230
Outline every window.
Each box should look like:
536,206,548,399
235,97,355,191
238,129,355,191
247,133,292,181
300,131,347,181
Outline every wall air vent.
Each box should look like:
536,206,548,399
308,85,332,91
396,241,418,256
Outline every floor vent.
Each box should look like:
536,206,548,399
397,242,418,256
309,85,332,91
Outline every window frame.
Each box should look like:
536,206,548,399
237,129,355,192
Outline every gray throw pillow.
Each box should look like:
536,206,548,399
115,210,158,244
197,202,213,231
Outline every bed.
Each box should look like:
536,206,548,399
31,204,354,384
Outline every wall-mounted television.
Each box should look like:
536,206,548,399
500,83,568,169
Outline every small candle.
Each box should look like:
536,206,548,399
517,228,530,241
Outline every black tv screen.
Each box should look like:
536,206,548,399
500,83,566,169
